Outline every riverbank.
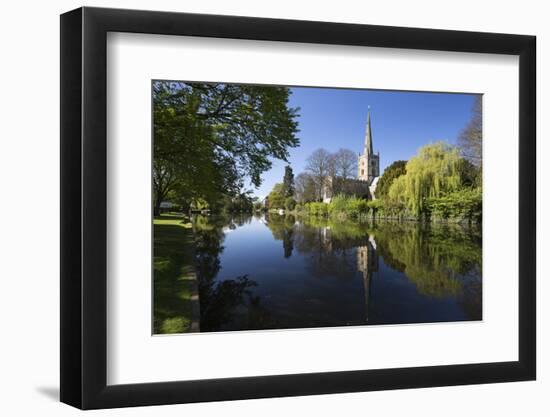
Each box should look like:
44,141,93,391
260,192,482,225
153,214,200,334
261,208,481,226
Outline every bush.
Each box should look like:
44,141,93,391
382,199,407,218
285,197,297,211
327,195,370,220
306,202,329,217
327,195,348,217
347,198,369,218
367,199,384,212
426,188,482,223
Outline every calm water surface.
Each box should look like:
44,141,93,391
194,214,482,332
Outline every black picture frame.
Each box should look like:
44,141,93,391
60,6,536,410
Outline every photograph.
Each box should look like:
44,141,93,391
152,81,483,334
0,0,542,413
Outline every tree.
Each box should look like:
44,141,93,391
332,148,357,179
330,148,358,195
267,183,285,209
294,173,317,203
253,200,264,212
389,142,462,216
282,165,295,198
305,148,332,201
458,95,482,168
376,160,407,199
152,81,300,215
222,190,255,213
285,197,297,211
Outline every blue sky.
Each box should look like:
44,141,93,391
250,87,477,199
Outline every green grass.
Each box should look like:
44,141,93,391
153,214,197,334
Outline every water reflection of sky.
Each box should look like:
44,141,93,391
196,215,482,332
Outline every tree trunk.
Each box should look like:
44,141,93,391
153,193,163,217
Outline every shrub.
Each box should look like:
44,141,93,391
328,195,348,217
307,202,329,217
426,188,482,223
347,198,369,218
327,195,370,220
285,197,297,211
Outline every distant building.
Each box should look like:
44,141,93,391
358,109,380,185
159,201,174,213
322,108,380,202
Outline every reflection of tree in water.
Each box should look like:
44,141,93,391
192,214,482,329
372,222,482,312
293,217,371,281
199,274,257,331
192,215,272,331
265,215,377,321
230,213,253,228
265,213,295,258
265,215,481,320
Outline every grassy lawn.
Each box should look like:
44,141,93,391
153,214,197,334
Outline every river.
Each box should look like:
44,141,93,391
190,213,482,332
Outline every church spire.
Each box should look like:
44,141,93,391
365,107,373,156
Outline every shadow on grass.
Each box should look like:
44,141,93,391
153,221,198,334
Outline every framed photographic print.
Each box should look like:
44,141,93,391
60,6,536,409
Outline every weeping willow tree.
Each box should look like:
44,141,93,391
371,223,481,298
389,142,462,216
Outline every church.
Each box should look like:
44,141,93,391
322,109,380,202
358,109,380,198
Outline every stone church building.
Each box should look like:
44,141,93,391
322,109,380,202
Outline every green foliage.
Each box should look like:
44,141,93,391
267,183,285,209
387,142,462,216
328,195,369,219
282,165,295,198
426,188,482,223
306,202,329,217
327,195,348,215
381,199,406,218
387,175,407,204
253,201,264,211
285,197,297,211
294,172,317,203
458,157,482,189
223,192,255,213
367,199,384,211
152,81,300,214
372,223,480,298
263,214,481,301
379,142,482,223
301,195,373,220
376,160,407,199
190,198,210,211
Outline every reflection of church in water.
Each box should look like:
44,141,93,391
356,236,379,321
272,217,381,323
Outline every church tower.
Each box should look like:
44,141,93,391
358,108,380,185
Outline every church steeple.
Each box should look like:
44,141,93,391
358,106,380,186
365,107,373,156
